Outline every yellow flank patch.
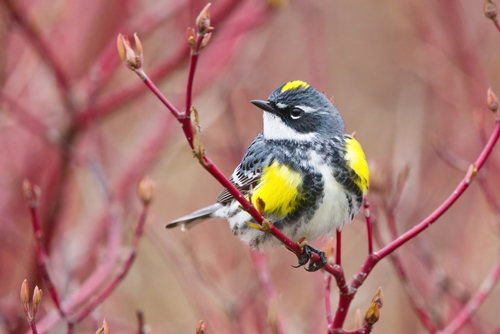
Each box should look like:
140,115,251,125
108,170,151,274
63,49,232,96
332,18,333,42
251,162,302,217
344,136,369,194
281,80,310,93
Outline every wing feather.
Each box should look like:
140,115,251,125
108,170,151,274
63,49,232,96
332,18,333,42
216,165,262,204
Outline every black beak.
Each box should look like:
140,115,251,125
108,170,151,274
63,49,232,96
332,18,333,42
251,100,276,113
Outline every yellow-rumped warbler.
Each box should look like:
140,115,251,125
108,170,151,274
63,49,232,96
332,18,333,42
166,81,369,271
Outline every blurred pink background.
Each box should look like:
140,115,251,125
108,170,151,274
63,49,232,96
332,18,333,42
1,0,500,333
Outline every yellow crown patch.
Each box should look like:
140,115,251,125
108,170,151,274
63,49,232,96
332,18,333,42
281,80,310,93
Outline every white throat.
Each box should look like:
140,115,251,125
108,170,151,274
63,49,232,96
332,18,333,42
263,112,316,141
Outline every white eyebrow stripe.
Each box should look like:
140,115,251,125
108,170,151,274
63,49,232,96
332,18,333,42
276,102,288,108
295,105,316,113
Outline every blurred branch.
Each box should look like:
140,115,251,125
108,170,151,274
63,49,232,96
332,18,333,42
249,251,285,334
67,177,152,325
370,207,438,332
74,0,244,127
23,180,66,319
2,0,73,111
0,94,58,148
136,311,145,334
83,1,188,99
438,254,500,334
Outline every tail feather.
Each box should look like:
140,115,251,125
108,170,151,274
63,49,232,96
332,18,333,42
165,203,224,230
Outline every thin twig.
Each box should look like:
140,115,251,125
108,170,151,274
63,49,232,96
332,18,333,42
25,182,65,319
331,119,500,328
74,0,243,127
139,43,348,290
136,310,145,334
325,274,333,325
68,205,149,324
363,198,373,255
336,230,341,266
29,319,39,334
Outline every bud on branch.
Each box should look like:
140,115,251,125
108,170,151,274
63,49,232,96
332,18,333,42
23,179,40,207
485,0,498,21
196,4,214,35
20,279,30,319
137,176,155,207
117,33,145,79
32,286,43,319
364,302,380,326
487,87,499,113
196,320,207,334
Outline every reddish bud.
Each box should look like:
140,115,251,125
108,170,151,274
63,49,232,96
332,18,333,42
117,33,143,72
464,164,478,185
371,287,384,309
485,0,498,21
201,33,212,49
137,176,155,207
365,302,380,325
487,87,499,112
195,320,206,334
23,179,40,207
103,319,110,334
32,286,42,319
196,3,214,35
187,27,196,49
20,279,30,318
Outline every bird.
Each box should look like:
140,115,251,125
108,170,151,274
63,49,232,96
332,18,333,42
166,80,369,271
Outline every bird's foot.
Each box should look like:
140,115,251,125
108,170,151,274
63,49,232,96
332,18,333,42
292,244,327,272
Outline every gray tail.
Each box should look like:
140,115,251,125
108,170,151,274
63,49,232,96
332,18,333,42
165,203,224,230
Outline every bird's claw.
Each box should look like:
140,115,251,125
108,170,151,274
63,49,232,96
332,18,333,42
292,244,327,272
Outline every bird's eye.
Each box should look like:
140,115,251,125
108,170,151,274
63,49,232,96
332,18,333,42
290,107,304,119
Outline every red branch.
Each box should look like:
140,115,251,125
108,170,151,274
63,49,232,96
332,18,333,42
74,0,243,127
363,198,373,255
137,37,349,291
29,319,39,334
127,4,500,331
331,119,500,328
325,274,333,326
26,188,65,319
336,230,341,266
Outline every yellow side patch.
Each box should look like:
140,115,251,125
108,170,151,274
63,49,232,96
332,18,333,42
344,136,369,194
281,80,310,93
251,162,302,217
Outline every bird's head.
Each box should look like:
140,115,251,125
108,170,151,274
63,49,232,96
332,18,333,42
251,80,345,141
